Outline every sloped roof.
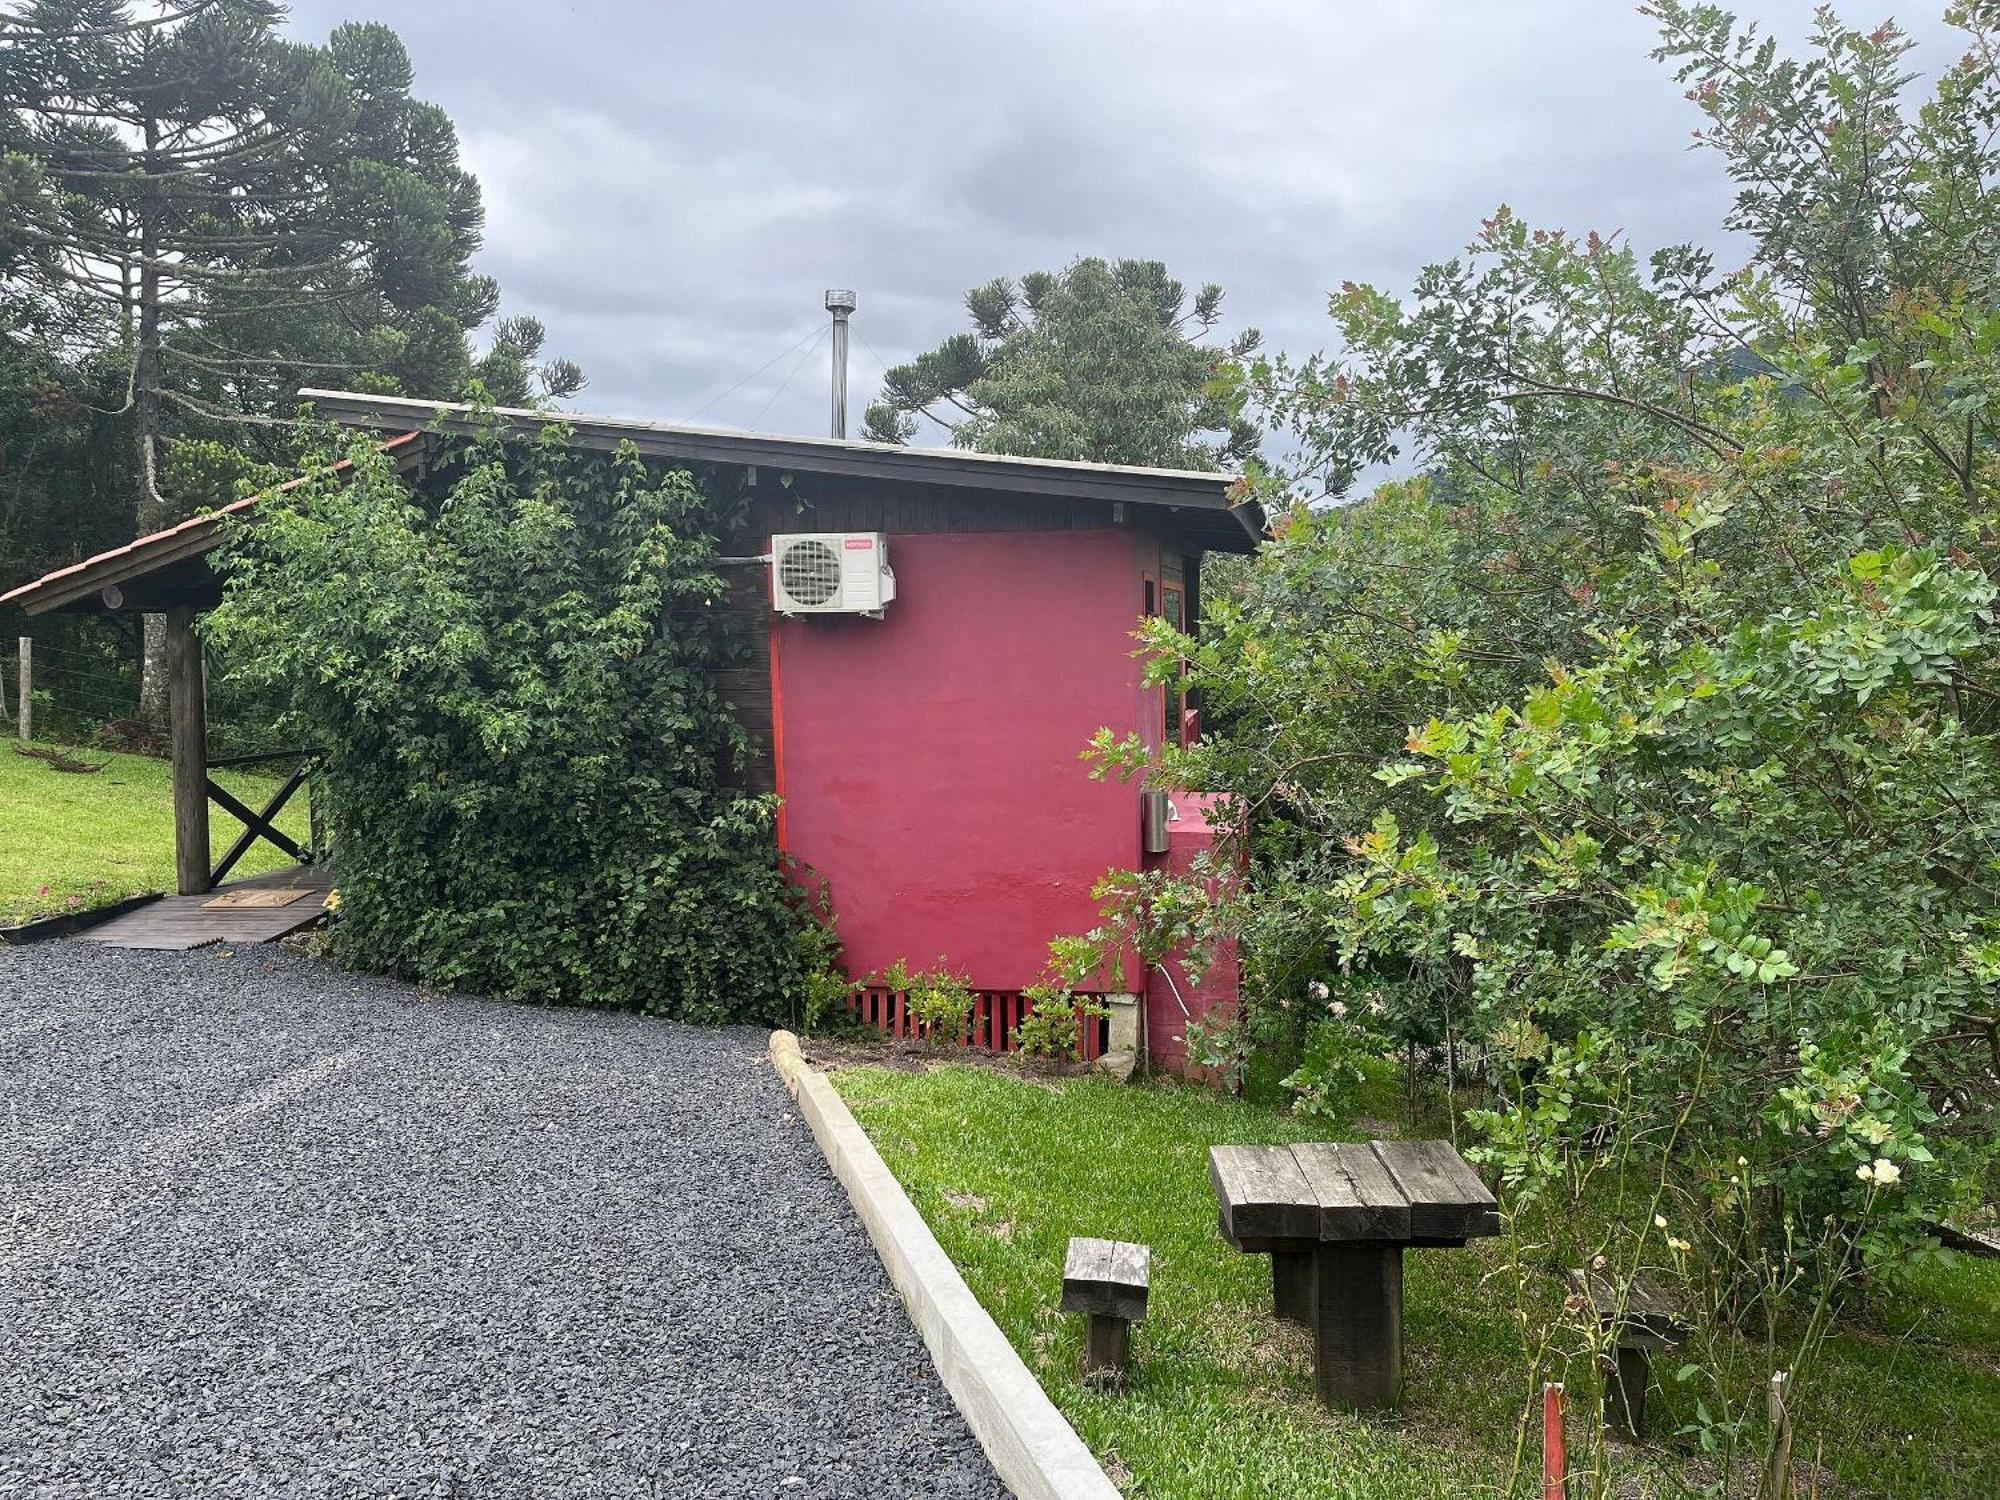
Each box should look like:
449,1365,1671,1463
4,388,1269,618
1,432,425,616
303,389,1265,552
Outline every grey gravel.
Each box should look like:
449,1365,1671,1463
0,942,1010,1499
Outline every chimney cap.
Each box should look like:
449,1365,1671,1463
824,288,857,313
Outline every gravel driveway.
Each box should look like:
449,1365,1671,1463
0,942,1008,1499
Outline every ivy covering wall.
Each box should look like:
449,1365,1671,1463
207,418,831,1023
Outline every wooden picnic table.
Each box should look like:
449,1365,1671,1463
1210,1139,1499,1408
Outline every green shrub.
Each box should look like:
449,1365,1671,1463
892,958,974,1046
1010,983,1109,1062
1079,6,2000,1296
1051,11,2000,1482
1279,987,1390,1124
799,963,860,1038
207,415,835,1023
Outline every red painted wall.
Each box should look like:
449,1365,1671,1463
1142,792,1242,1075
773,529,1149,989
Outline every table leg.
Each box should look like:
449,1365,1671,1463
1311,1242,1403,1408
1272,1249,1314,1324
1605,1344,1649,1440
1083,1313,1130,1375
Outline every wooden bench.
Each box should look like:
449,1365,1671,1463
1061,1236,1150,1377
1210,1140,1499,1407
1566,1267,1688,1440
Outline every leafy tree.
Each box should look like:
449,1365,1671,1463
205,418,832,1022
863,256,1260,469
0,1,581,715
1091,2,2000,1306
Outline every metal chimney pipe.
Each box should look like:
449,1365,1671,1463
825,288,855,439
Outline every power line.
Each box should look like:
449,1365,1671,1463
750,325,830,434
854,330,898,381
680,318,827,425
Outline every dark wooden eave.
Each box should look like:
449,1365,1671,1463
0,432,427,616
301,388,1267,553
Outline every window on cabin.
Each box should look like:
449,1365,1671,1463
1162,584,1184,742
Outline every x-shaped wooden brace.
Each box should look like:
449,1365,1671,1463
206,758,315,887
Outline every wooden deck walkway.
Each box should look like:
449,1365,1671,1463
77,865,334,952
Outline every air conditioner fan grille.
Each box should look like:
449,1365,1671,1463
779,539,841,606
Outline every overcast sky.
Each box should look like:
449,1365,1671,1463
285,1,1961,446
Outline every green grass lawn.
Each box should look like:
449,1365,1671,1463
0,740,311,923
833,1063,2000,1500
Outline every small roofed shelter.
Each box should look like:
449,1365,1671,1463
4,391,1264,1063
0,434,429,895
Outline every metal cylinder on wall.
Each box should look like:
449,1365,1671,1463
1141,788,1171,855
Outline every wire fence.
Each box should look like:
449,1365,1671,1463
5,633,294,760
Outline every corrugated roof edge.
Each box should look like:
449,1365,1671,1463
303,388,1239,484
300,388,1267,550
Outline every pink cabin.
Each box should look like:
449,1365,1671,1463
4,388,1263,1070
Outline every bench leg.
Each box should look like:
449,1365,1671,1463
1083,1313,1131,1375
1273,1249,1314,1325
1605,1344,1650,1440
1311,1243,1403,1408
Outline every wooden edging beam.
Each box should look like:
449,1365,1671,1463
0,890,163,947
767,1031,1121,1500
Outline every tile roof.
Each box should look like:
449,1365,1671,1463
1,432,423,616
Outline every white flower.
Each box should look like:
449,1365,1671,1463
1654,1214,1669,1229
1871,1157,1901,1187
1368,998,1386,1016
1667,1236,1692,1254
1329,1000,1348,1018
1307,980,1330,1001
1856,1161,1875,1183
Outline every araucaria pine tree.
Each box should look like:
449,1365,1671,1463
0,1,582,715
864,256,1261,470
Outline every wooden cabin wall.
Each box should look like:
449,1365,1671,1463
409,450,1195,801
771,469,1119,536
711,469,1127,794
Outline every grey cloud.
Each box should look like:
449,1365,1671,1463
285,1,1964,440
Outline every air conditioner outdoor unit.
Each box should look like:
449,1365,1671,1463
770,532,896,616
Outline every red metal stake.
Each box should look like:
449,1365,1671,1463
1543,1381,1568,1500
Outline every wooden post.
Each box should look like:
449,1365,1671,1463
166,606,210,895
1543,1382,1568,1500
1764,1370,1793,1499
1272,1249,1314,1325
1606,1342,1650,1440
1083,1313,1130,1375
307,774,326,860
1061,1236,1149,1382
1311,1242,1403,1407
16,636,30,743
